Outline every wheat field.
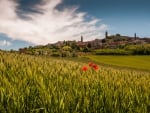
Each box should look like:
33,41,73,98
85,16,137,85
0,52,150,113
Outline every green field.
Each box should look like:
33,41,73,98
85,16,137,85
0,52,150,113
86,55,150,71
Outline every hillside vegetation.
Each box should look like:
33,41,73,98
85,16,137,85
0,52,150,113
94,44,150,55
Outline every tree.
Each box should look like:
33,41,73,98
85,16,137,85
62,46,72,51
102,39,106,43
87,43,91,48
83,47,89,53
116,34,121,37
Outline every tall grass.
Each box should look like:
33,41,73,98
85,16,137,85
0,52,150,113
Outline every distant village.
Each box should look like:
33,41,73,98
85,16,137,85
50,31,150,49
18,32,150,56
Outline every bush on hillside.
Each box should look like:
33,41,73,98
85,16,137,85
125,44,150,55
51,52,60,57
94,49,132,55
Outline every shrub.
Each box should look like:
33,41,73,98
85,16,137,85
51,52,60,57
94,49,132,55
125,44,150,55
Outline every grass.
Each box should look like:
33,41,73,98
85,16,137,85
86,55,150,71
0,52,150,113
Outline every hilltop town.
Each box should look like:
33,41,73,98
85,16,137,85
19,32,150,56
51,32,150,49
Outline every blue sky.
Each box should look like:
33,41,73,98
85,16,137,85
0,0,150,50
62,0,150,36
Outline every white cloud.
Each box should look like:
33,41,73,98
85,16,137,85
0,0,108,45
0,40,11,46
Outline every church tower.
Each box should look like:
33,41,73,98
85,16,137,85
134,33,137,40
81,35,83,43
105,31,108,39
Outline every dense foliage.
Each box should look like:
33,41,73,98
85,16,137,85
0,52,150,113
94,49,131,55
125,44,150,55
94,44,150,55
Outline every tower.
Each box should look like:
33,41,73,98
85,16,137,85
81,35,83,43
134,33,137,40
105,31,108,39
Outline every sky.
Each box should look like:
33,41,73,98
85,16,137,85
0,0,150,50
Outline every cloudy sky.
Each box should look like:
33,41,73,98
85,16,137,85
0,0,150,50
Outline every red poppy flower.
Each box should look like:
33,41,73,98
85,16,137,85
81,66,88,71
88,62,94,67
93,64,99,70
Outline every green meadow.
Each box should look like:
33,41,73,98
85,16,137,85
86,55,150,71
0,52,150,113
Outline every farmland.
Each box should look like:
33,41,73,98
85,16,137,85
86,55,150,71
0,52,150,113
